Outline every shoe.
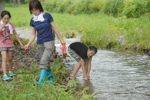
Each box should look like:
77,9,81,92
53,55,57,59
47,71,54,85
37,69,47,85
8,72,15,77
2,75,10,81
50,60,54,62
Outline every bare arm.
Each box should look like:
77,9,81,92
24,27,36,49
81,59,88,80
51,21,64,44
87,58,92,78
13,30,23,47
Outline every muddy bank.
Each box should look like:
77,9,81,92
0,47,39,79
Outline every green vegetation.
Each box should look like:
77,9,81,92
5,1,150,53
0,60,96,100
5,3,32,27
45,0,150,18
3,0,150,99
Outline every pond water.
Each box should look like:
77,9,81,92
17,28,150,100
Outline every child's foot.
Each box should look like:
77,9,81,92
66,76,76,81
53,54,58,59
2,75,10,81
66,77,71,81
70,76,76,79
8,72,15,77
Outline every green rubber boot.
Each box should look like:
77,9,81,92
37,69,47,85
47,71,54,85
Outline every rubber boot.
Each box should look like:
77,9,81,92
37,69,47,85
47,71,54,85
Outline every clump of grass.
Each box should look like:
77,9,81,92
62,30,76,38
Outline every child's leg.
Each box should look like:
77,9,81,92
1,51,8,75
53,46,57,58
71,60,81,79
7,51,13,72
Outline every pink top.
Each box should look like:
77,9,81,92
0,22,15,47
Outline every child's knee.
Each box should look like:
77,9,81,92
7,58,12,62
2,57,7,62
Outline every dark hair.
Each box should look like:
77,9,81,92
1,10,11,18
89,46,97,54
29,0,44,14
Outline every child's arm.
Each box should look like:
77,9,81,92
25,27,36,49
13,30,23,48
81,59,88,80
87,58,92,79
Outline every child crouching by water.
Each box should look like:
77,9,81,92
68,42,97,80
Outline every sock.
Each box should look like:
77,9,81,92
9,71,12,73
3,74,7,76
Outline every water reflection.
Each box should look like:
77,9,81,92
83,80,95,94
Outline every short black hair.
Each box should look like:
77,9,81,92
29,0,44,14
89,46,97,54
1,10,11,18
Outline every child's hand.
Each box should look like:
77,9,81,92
0,23,6,30
84,76,88,80
24,44,29,50
24,44,30,53
61,41,66,45
20,44,24,49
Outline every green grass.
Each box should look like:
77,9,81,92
5,3,150,53
0,59,96,100
5,3,32,27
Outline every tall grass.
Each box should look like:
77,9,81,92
5,2,150,53
5,3,32,27
44,0,150,18
45,0,104,14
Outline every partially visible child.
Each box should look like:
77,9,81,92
0,10,23,81
68,42,97,80
52,28,58,59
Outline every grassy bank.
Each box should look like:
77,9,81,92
5,3,150,53
0,58,96,100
